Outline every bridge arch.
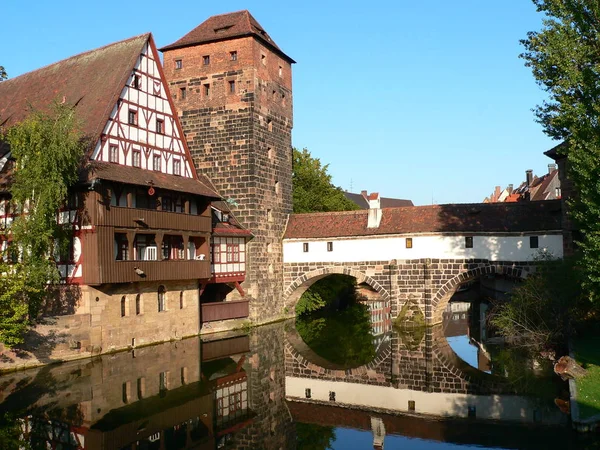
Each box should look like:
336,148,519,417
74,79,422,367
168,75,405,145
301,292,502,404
284,266,391,310
431,263,527,324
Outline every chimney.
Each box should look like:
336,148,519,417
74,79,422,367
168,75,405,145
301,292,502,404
548,163,557,174
367,192,382,228
508,184,513,193
526,170,533,187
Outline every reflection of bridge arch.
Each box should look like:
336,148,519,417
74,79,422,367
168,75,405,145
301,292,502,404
283,266,390,309
431,264,527,324
285,326,392,384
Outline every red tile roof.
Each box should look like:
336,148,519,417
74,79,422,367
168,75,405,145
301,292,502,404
0,34,221,199
0,34,149,152
284,200,562,239
159,10,295,63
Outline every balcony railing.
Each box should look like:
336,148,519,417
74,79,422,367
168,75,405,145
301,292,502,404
201,299,249,323
87,259,211,285
97,205,211,233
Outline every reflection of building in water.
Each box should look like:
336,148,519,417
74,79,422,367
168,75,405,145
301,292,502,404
371,416,385,450
358,284,392,340
3,334,257,450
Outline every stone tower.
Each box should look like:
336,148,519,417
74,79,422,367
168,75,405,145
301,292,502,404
160,11,294,322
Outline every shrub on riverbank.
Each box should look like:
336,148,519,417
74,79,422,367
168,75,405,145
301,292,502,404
574,335,600,420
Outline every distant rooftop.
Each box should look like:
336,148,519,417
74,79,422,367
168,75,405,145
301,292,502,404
344,191,413,209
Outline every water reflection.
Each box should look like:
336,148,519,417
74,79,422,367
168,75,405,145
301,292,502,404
0,318,597,449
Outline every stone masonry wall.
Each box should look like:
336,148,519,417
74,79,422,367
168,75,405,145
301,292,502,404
283,259,534,324
163,36,294,324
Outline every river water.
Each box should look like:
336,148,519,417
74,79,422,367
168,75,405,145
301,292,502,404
0,296,598,449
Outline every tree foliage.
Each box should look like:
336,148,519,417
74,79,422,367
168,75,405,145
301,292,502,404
292,148,359,213
295,274,356,316
522,0,600,300
489,256,589,349
0,66,6,81
0,101,85,345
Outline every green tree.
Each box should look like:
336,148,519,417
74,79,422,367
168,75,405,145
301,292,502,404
0,101,85,345
522,0,600,301
293,148,359,213
0,66,7,81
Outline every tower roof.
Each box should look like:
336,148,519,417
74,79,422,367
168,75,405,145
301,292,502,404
159,10,295,63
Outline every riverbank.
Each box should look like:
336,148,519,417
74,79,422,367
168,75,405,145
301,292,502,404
571,334,600,432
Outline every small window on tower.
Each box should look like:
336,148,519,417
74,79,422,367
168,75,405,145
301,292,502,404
267,119,273,132
109,145,118,163
261,54,266,65
175,59,182,69
203,55,210,65
128,109,137,126
156,119,164,134
230,51,237,61
279,65,283,77
203,84,210,97
229,80,236,94
179,87,186,100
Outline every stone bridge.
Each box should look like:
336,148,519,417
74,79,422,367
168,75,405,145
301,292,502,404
282,200,563,324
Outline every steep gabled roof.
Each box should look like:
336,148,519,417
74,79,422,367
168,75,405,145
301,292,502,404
284,201,562,239
0,34,220,199
0,34,149,151
159,10,295,63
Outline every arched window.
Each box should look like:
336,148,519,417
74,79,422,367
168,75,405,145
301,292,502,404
121,296,126,317
158,285,166,312
135,294,141,315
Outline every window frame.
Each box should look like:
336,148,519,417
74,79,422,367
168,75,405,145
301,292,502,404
109,144,119,164
230,51,238,61
465,236,474,249
153,154,162,172
156,119,164,134
303,243,309,253
132,149,141,168
173,158,181,176
128,109,137,126
327,241,333,252
203,55,210,65
175,59,182,70
406,237,413,249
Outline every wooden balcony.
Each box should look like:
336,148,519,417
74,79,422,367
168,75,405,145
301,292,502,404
97,205,211,233
201,299,249,323
201,335,250,361
86,259,211,285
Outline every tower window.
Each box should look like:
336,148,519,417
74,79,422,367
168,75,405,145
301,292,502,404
175,59,182,69
128,109,137,126
156,119,164,134
179,87,186,100
120,296,127,317
275,181,279,194
267,119,273,132
279,65,283,77
158,285,166,312
230,51,237,61
465,236,473,248
530,236,539,249
203,55,210,65
267,209,273,222
204,84,210,97
261,54,266,65
229,80,236,94
268,147,273,160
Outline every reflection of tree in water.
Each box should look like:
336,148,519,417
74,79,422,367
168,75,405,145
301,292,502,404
0,412,24,450
296,303,376,368
395,325,426,352
296,422,335,450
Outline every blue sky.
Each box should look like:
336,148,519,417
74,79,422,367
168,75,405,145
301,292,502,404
2,1,554,205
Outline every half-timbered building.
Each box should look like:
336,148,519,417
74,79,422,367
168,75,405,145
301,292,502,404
0,33,251,359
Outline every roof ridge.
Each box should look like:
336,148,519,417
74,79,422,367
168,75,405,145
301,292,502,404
293,210,368,217
4,33,150,81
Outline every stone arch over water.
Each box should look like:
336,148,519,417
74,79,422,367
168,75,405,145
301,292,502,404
283,266,391,310
431,263,527,324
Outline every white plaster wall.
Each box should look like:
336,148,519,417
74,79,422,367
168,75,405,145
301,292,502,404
283,234,563,263
285,377,563,424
